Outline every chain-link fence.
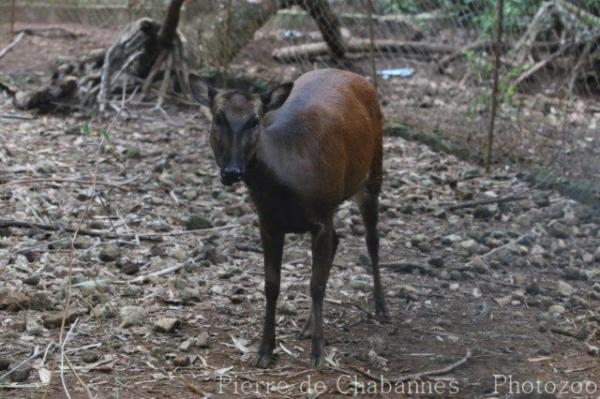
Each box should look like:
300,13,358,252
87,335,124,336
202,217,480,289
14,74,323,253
1,0,599,194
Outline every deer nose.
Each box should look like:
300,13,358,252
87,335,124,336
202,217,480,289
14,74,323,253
221,166,243,186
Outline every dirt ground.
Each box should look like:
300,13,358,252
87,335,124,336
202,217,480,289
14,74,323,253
1,22,600,399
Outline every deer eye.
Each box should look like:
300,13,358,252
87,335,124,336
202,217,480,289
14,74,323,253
249,117,260,129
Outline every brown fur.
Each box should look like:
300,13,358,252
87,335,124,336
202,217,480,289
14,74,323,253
204,68,389,369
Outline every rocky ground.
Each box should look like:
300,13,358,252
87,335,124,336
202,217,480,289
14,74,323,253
1,93,600,398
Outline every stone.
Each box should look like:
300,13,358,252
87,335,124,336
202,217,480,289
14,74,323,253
9,366,32,382
428,256,444,268
548,304,565,314
82,351,99,363
154,317,181,333
548,223,569,239
99,246,121,262
22,274,40,286
557,281,574,297
119,306,147,328
173,355,190,367
278,301,297,315
185,214,212,230
473,206,494,219
196,332,210,348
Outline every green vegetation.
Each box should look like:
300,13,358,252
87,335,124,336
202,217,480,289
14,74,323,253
376,0,599,35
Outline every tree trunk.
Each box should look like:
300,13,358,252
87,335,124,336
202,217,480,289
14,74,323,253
186,0,346,68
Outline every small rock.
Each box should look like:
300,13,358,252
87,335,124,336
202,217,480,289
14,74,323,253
563,266,587,281
473,206,494,219
525,281,541,296
278,301,297,316
442,234,462,246
557,281,574,297
179,338,194,352
460,239,478,251
532,193,550,208
548,222,569,239
119,306,146,328
99,246,121,262
173,355,190,367
428,256,444,268
26,317,45,336
0,290,31,312
513,273,526,286
548,304,565,314
9,366,32,382
154,317,181,333
82,352,99,363
582,252,594,264
120,262,141,275
185,214,212,230
172,248,188,262
196,332,210,348
22,274,40,286
530,255,547,268
469,256,488,273
42,308,84,329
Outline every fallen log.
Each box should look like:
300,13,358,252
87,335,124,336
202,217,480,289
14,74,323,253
273,38,455,62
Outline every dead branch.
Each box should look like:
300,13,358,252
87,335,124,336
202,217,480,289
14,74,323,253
445,194,527,211
0,31,24,61
392,349,472,383
0,217,239,242
1,177,132,191
273,38,454,62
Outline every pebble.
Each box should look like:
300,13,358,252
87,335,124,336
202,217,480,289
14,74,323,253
9,366,32,382
278,301,297,315
548,304,565,315
119,306,147,328
99,246,121,262
557,281,574,297
82,351,99,363
173,355,190,367
428,256,444,268
22,274,40,286
473,206,494,219
548,222,569,239
154,317,181,333
196,332,210,348
185,214,212,230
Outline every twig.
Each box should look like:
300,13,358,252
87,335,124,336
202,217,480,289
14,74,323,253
446,194,527,211
0,346,44,381
391,349,472,383
0,31,24,61
379,261,433,275
485,0,504,173
1,177,131,191
0,218,239,242
478,232,532,261
129,262,187,283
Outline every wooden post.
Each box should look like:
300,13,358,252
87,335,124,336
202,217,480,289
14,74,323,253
367,0,378,92
485,0,504,173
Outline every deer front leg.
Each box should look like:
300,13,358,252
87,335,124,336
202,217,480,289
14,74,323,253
255,225,284,369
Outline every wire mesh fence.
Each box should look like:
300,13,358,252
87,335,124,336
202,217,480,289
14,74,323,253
1,0,599,191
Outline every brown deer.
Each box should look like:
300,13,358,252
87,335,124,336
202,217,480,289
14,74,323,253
192,68,389,368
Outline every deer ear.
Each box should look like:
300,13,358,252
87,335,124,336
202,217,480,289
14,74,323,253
261,82,293,113
189,74,216,106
